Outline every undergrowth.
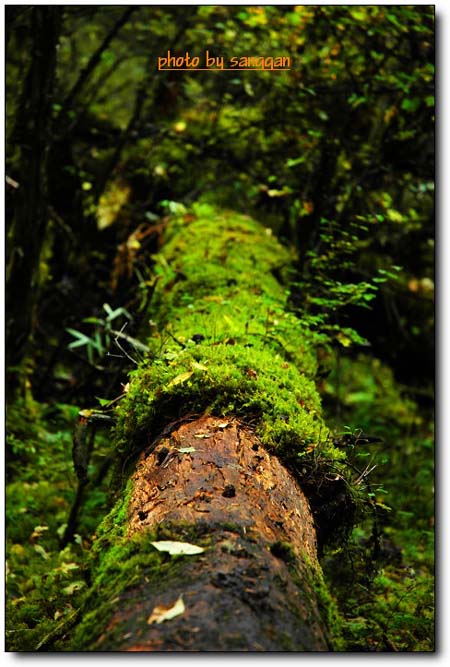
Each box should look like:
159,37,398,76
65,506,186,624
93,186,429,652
321,353,434,651
5,397,112,651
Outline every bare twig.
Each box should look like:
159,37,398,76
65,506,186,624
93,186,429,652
111,323,147,365
111,324,150,353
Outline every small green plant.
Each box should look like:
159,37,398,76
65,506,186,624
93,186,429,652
290,216,402,351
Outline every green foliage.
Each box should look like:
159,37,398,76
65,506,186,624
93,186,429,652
344,569,434,651
5,397,113,651
6,399,82,650
289,216,403,352
321,353,434,651
66,303,137,366
6,397,78,480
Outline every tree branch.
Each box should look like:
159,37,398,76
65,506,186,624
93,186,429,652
58,6,136,126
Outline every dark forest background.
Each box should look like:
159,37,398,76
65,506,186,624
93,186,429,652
5,5,434,651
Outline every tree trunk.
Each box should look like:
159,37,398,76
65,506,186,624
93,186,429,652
6,7,62,386
65,207,347,651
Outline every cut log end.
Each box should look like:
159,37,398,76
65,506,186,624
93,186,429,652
129,416,317,560
88,416,336,651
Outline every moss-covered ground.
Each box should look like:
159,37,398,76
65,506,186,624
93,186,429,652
320,353,434,651
5,397,111,651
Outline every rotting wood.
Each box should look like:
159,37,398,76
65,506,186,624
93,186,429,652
129,416,317,562
90,416,332,651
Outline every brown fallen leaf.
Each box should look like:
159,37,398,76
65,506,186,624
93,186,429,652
147,595,185,625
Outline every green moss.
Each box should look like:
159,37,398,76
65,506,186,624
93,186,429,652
270,540,296,564
5,399,88,651
301,552,345,651
321,352,435,651
111,207,345,484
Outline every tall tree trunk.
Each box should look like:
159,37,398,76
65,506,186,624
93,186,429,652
6,7,62,391
64,208,349,651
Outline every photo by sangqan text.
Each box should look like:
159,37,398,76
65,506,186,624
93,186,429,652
158,50,291,71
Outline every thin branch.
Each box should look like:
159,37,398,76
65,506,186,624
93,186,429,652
110,323,147,366
111,326,150,353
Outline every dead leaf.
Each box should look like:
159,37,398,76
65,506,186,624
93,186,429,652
150,541,204,556
30,525,49,541
168,371,194,387
33,544,50,560
62,581,86,595
147,595,185,625
194,432,212,439
191,361,208,371
176,447,196,454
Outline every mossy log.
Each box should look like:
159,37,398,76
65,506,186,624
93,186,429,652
67,205,348,651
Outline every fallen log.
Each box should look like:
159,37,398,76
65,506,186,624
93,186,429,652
66,205,351,651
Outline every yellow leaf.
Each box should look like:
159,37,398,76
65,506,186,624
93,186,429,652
33,544,50,560
191,361,208,371
127,237,141,251
168,371,194,387
267,188,290,198
147,595,185,625
154,164,167,177
336,332,352,348
223,315,234,327
59,562,80,575
96,182,131,230
384,106,397,124
62,581,86,595
176,446,196,454
387,208,404,223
